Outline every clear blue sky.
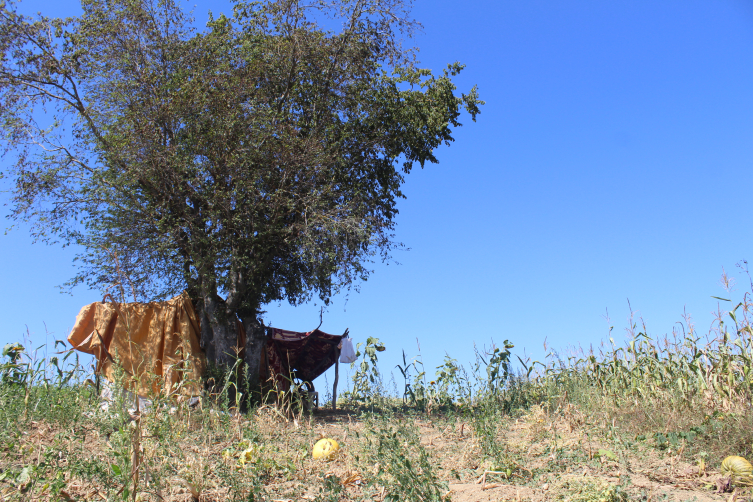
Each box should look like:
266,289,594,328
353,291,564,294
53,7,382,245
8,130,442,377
2,0,752,393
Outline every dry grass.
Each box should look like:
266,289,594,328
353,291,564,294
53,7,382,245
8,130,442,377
0,391,742,502
4,270,753,500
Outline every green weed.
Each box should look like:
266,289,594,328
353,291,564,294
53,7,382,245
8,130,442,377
356,412,447,501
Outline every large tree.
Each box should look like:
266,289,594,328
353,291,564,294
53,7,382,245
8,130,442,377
0,0,482,391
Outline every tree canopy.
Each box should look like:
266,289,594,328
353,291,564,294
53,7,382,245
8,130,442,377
0,0,482,373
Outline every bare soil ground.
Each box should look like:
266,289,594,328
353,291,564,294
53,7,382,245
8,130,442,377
3,403,740,501
226,404,736,501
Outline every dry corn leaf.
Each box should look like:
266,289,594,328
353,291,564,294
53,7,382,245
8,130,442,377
341,471,362,487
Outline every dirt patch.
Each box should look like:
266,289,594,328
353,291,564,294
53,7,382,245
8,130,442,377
0,402,742,501
449,482,540,502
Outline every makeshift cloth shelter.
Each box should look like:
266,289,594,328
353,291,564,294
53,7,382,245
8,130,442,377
262,327,348,393
68,292,348,406
67,292,206,396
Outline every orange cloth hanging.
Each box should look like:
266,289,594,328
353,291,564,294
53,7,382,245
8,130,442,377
67,291,206,396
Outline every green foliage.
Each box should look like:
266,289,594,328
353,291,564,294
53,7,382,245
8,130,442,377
535,280,753,409
0,0,483,377
475,340,514,394
395,349,429,409
314,474,345,502
1,343,26,385
396,345,488,412
347,336,385,405
553,477,628,502
356,413,447,501
431,355,467,407
562,297,753,405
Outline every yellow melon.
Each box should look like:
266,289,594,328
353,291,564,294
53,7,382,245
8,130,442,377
312,438,339,460
721,456,753,478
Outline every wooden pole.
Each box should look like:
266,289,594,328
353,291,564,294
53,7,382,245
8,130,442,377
332,348,340,411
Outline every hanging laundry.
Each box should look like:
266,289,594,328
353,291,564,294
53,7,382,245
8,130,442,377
339,337,357,364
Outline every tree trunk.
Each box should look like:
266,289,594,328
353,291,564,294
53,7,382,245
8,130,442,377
198,294,239,369
241,314,267,401
197,290,267,406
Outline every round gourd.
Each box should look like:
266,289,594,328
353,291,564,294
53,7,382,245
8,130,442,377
312,438,339,460
721,456,753,478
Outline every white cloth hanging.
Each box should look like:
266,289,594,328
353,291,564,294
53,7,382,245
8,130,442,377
339,337,357,363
